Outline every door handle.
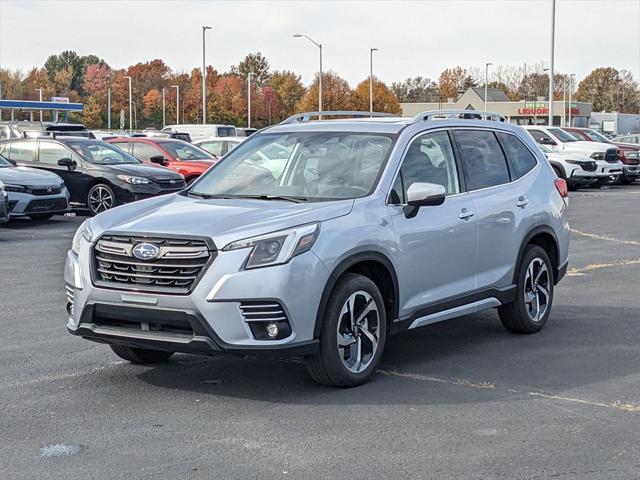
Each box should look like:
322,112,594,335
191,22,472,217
458,208,475,220
516,196,529,208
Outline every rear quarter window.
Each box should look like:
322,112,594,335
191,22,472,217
496,132,538,179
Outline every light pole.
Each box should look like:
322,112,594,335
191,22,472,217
484,63,492,112
293,34,322,114
548,0,556,126
132,101,137,130
202,25,212,124
247,72,252,128
370,48,378,113
172,85,180,124
162,88,166,128
35,88,43,121
568,74,575,127
107,87,111,129
124,75,132,131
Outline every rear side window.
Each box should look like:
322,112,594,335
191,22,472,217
39,141,73,165
6,141,36,162
496,132,538,179
453,130,510,191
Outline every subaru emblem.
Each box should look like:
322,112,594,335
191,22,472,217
47,186,53,193
170,179,176,184
132,243,160,260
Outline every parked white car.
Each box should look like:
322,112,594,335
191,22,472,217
524,126,623,187
538,144,622,189
192,136,246,158
161,124,237,141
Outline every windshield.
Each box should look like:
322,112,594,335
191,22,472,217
160,141,213,161
549,128,578,142
583,129,611,143
190,132,396,201
0,154,12,168
67,140,141,165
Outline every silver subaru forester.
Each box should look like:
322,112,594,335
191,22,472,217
65,110,570,387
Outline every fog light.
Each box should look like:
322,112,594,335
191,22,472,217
266,322,279,338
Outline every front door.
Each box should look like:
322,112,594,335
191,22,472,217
388,130,478,318
37,140,90,203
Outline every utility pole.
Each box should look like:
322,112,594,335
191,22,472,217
247,72,252,128
202,25,212,124
172,85,180,124
568,74,575,127
548,0,556,126
107,88,111,129
484,63,492,112
370,48,378,113
124,76,133,131
35,88,43,121
162,88,166,128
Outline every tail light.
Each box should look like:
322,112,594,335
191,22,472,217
554,178,568,202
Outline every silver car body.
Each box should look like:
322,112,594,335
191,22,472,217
66,114,569,355
0,166,69,218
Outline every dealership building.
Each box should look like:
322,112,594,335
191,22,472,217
401,87,592,127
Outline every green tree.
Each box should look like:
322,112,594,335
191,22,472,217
230,52,270,86
577,67,640,113
267,70,306,119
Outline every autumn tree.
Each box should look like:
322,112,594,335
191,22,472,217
230,52,270,86
82,95,103,128
351,78,402,114
391,76,438,103
268,70,306,119
44,50,104,94
297,71,352,112
438,66,476,99
577,67,640,113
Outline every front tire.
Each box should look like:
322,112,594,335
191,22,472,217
305,274,387,387
592,178,606,188
110,344,174,363
499,245,554,333
88,183,116,216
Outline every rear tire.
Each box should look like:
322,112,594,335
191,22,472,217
499,245,554,334
110,344,174,363
305,273,387,387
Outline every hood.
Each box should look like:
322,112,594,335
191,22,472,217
562,140,617,154
100,163,184,179
0,166,63,185
90,193,354,247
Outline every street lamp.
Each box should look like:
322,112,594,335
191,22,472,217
568,74,576,127
484,63,492,112
172,85,180,124
35,88,43,121
162,88,166,128
548,0,556,126
202,25,212,124
370,48,378,113
124,76,132,131
293,33,322,114
247,72,252,128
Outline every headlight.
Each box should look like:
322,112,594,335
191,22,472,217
116,175,150,185
223,223,320,269
3,184,26,192
72,219,94,254
590,152,605,160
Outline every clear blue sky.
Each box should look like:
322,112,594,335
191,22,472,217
1,0,639,85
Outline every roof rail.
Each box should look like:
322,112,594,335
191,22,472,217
412,110,507,123
280,111,397,125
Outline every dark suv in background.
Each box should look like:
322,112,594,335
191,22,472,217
0,137,185,215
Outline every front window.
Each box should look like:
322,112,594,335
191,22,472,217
66,140,141,165
548,128,578,142
159,141,213,161
190,132,396,201
583,129,611,143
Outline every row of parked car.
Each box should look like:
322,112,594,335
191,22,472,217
0,121,253,222
1,118,639,226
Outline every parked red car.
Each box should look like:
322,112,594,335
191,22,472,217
564,127,640,183
108,137,217,185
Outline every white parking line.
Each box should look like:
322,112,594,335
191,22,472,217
570,228,640,246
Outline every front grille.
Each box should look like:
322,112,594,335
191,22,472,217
154,178,186,189
92,234,214,294
93,313,195,336
239,301,288,322
582,161,597,172
27,185,63,195
605,148,619,163
25,198,68,212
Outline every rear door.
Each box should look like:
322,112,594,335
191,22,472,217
389,130,478,315
5,140,37,167
452,129,521,291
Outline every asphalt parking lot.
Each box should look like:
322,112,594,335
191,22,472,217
1,185,639,480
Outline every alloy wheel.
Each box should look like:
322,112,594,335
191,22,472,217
89,186,114,214
524,257,550,322
336,290,380,374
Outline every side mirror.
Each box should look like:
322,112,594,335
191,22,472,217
403,182,446,218
150,155,168,166
58,158,77,170
540,137,556,146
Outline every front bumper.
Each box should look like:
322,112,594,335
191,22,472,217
114,182,185,204
622,164,640,179
7,188,70,217
65,242,330,356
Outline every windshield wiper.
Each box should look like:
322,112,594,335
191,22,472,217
235,194,309,203
189,191,234,199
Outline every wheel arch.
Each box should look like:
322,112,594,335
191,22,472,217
515,226,561,285
314,251,399,339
